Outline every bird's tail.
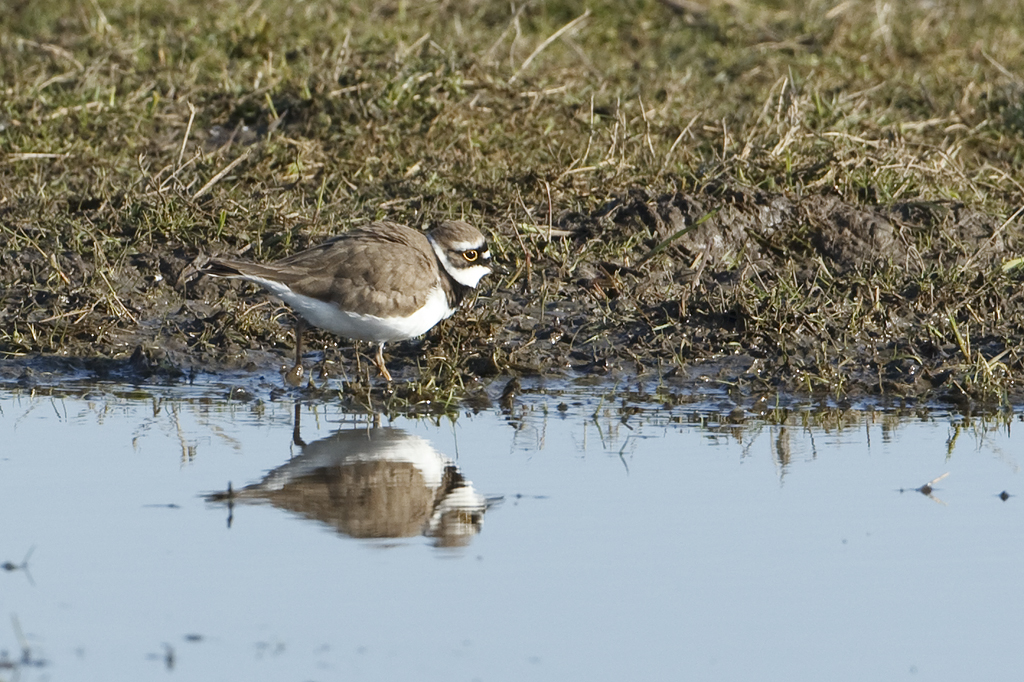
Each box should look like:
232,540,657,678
202,258,248,278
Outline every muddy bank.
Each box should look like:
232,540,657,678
2,181,1023,407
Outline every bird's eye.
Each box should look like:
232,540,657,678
463,249,479,262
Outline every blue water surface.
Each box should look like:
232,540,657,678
1,385,1021,681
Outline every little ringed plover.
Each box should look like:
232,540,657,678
204,220,494,382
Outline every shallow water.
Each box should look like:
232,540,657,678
1,383,1021,681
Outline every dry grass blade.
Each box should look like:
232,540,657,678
178,102,197,170
193,147,256,200
510,9,591,82
6,153,69,162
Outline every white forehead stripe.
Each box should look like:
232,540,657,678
448,240,486,252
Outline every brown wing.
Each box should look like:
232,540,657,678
210,221,439,317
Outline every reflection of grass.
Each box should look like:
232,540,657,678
0,613,47,674
1,1,1024,403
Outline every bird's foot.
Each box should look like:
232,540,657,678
373,345,393,383
284,363,305,387
316,357,340,380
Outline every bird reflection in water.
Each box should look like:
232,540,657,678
206,405,497,548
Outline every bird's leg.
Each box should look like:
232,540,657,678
373,342,393,382
292,401,306,447
284,317,306,386
353,341,364,379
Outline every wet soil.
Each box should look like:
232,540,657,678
3,180,1024,408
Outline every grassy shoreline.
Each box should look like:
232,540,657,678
2,0,1024,406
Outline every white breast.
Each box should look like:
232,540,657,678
247,276,455,343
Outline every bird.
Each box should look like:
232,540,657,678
204,220,494,382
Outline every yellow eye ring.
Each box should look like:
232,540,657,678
463,249,479,262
